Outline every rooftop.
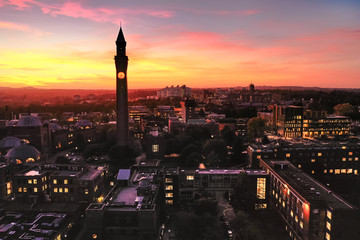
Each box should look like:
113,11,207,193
263,159,354,210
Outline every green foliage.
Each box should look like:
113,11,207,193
231,211,262,240
192,199,218,216
185,152,202,168
202,139,227,167
247,117,267,141
221,125,236,146
107,144,138,169
83,144,104,159
334,103,354,116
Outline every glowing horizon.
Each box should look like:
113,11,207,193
1,0,359,90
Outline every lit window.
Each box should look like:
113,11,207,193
28,179,32,184
295,215,298,222
335,169,340,174
85,189,89,194
312,170,315,174
298,164,301,168
349,152,353,156
299,221,303,229
324,169,327,173
64,179,68,184
33,179,37,184
341,169,346,174
34,187,38,193
257,155,261,159
54,188,58,193
342,157,346,162
23,188,27,192
326,221,331,231
286,153,290,158
65,188,69,193
186,175,194,181
152,144,159,153
290,210,294,217
347,169,353,174
110,181,114,186
254,203,267,210
326,232,330,240
329,169,333,173
18,187,22,192
59,188,63,193
166,185,173,190
165,178,173,183
355,170,358,175
166,192,173,198
327,210,332,220
355,157,359,161
166,200,174,204
311,159,316,163
318,152,322,157
256,178,266,200
342,146,346,149
53,179,57,184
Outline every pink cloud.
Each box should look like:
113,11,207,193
1,0,174,22
1,0,36,10
0,20,44,36
180,8,260,16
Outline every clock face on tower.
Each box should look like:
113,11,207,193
118,72,125,79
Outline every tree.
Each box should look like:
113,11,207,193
334,103,354,116
192,199,218,216
180,144,200,166
108,144,137,169
221,125,236,146
247,117,267,141
203,139,227,167
83,144,103,159
185,152,202,168
231,211,262,240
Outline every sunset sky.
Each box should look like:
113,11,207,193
0,0,359,89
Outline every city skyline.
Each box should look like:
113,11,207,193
1,0,360,90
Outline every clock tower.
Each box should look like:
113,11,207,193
115,26,129,146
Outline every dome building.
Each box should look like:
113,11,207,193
0,136,22,157
5,141,41,164
6,115,50,156
73,119,97,147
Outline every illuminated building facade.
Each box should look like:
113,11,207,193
13,164,107,203
275,107,351,139
164,168,269,210
85,169,164,240
0,162,12,199
260,159,360,240
302,110,351,138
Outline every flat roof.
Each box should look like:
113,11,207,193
117,169,131,181
111,187,137,206
262,159,355,210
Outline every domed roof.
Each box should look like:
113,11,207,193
74,119,93,129
49,122,62,131
0,136,21,149
17,116,42,127
5,142,41,163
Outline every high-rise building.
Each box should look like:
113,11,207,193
115,27,129,146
